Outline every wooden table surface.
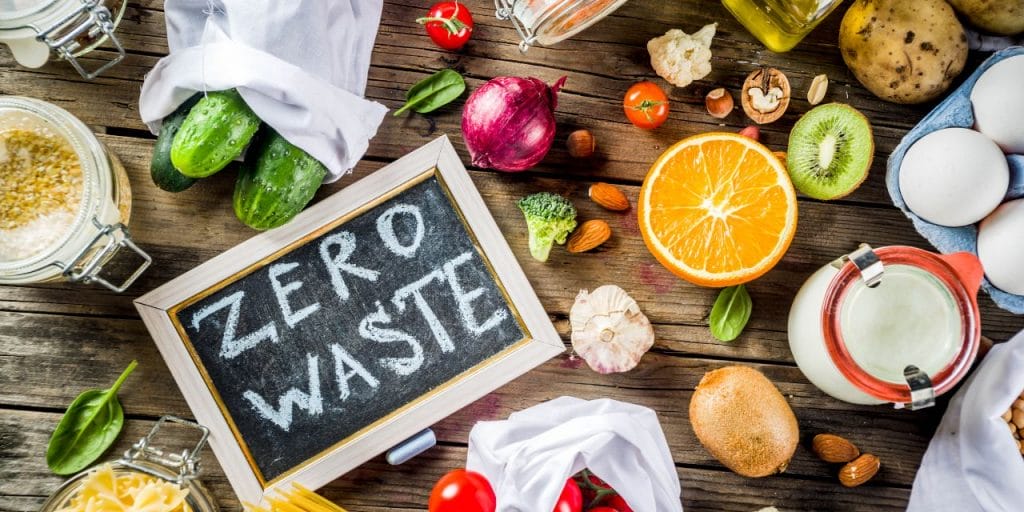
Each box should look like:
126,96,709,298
2,1,1023,511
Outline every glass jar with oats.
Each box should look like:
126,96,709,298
0,96,150,291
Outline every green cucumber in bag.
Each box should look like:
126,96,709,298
150,94,200,192
233,129,327,230
170,89,261,178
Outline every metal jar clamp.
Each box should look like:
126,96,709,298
54,217,151,292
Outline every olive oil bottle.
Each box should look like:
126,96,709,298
722,0,844,52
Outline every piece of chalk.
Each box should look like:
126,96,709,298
386,428,436,465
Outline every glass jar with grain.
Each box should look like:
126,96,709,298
494,0,629,51
0,96,150,291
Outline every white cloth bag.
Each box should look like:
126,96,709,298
908,329,1024,512
138,0,388,182
467,396,683,512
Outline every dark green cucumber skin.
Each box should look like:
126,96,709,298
233,130,327,230
170,89,261,178
150,95,200,192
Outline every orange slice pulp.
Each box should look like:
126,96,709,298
638,132,798,287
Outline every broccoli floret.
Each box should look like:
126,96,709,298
517,192,578,262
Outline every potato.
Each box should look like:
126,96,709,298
948,0,1024,36
839,0,967,104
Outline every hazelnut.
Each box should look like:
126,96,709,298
705,88,734,119
741,67,791,124
567,129,596,158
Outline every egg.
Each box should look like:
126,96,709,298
971,55,1024,155
899,128,1009,227
978,199,1024,296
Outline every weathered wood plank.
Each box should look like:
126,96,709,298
1,410,910,511
1,134,1020,339
0,309,941,487
0,0,950,207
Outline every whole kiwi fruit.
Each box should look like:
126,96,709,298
690,366,799,478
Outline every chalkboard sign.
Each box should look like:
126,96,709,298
136,137,563,504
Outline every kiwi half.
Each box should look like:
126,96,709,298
786,103,874,200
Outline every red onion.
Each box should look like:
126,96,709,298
461,76,567,172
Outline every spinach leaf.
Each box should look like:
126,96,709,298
46,360,137,475
709,285,752,342
394,68,466,116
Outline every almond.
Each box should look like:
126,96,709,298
838,453,880,488
812,433,860,463
567,220,612,253
589,183,630,211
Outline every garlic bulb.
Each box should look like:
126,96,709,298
570,285,655,374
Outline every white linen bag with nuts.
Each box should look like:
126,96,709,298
908,329,1024,512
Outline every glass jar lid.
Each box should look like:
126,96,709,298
495,0,629,51
0,0,126,79
821,245,983,407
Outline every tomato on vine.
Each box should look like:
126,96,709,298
623,81,670,130
417,2,474,51
428,469,496,512
553,478,583,512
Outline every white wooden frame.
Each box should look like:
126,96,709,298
135,136,563,504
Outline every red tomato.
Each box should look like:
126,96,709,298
417,2,474,50
589,508,619,512
623,81,670,130
553,478,583,512
604,494,634,512
428,469,496,512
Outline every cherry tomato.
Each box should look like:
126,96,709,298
623,81,670,130
553,478,583,512
428,469,496,512
417,2,474,51
604,494,635,512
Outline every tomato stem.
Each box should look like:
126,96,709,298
577,469,622,510
416,15,467,35
633,99,664,124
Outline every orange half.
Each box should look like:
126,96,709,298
638,132,798,287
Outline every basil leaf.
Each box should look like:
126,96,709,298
709,285,752,342
46,360,137,475
394,69,466,116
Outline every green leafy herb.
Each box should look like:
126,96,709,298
709,285,752,342
394,68,466,116
46,360,137,475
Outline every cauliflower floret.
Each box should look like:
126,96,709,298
647,23,717,88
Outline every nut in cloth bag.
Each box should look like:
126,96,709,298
908,329,1024,512
467,396,683,512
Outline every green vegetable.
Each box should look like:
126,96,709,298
46,360,137,475
150,95,201,192
171,89,261,178
393,69,466,116
233,129,327,230
709,285,752,342
516,192,578,262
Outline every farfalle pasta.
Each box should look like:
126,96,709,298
55,464,191,512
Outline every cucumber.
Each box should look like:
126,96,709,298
170,89,261,178
233,129,327,230
150,95,200,192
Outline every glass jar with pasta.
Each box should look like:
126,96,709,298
39,417,217,512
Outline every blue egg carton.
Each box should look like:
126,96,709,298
886,46,1024,314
